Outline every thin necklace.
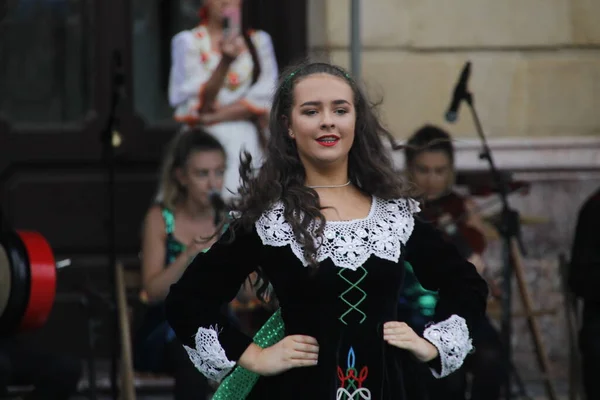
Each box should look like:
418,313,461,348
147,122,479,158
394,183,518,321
307,180,351,189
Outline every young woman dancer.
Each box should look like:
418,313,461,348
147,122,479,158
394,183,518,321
165,62,488,399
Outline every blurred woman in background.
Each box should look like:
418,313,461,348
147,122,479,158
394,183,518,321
401,124,504,400
168,0,278,199
135,128,226,400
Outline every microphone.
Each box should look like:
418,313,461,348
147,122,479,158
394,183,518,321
209,190,226,226
445,61,471,123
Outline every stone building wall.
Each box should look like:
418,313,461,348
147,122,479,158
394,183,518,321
308,0,600,140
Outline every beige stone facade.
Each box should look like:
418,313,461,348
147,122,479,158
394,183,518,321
308,0,600,148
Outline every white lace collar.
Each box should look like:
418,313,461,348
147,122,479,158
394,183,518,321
255,197,421,270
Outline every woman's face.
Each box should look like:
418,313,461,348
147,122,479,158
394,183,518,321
288,73,356,170
409,151,454,200
205,0,241,22
177,150,226,207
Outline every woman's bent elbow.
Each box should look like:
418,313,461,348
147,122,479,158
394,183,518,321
141,283,169,305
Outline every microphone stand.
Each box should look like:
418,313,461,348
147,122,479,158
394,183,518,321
462,87,522,400
102,50,124,400
462,86,561,400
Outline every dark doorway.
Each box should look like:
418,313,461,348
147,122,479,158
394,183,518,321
0,0,306,359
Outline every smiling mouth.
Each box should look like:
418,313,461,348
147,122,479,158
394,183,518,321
316,136,340,147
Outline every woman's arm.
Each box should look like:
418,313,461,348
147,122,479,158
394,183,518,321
198,57,234,113
166,221,321,380
169,31,245,114
165,223,261,381
168,32,209,108
405,214,489,378
198,35,246,113
140,206,209,303
238,31,278,116
198,101,254,125
198,31,279,125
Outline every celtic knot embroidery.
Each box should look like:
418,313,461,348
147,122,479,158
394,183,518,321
337,347,371,400
338,267,368,325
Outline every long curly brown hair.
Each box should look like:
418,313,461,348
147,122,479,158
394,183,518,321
227,61,414,275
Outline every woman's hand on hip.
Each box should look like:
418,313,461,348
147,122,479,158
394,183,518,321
242,335,319,376
383,321,439,362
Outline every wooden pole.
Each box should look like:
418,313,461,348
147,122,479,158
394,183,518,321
115,260,136,400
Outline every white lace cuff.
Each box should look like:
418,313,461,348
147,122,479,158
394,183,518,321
423,315,473,378
183,325,236,382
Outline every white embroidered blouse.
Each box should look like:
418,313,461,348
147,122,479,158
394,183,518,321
167,25,278,198
168,25,277,121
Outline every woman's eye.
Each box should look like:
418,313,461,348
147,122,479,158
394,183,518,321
335,109,348,115
303,109,317,116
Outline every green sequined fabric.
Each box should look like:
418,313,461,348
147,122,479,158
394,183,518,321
212,308,284,400
402,262,439,317
162,208,186,265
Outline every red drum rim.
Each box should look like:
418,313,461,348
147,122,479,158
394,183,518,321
16,231,56,331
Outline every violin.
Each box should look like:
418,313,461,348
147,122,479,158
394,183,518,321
420,191,486,257
420,192,506,299
418,174,531,255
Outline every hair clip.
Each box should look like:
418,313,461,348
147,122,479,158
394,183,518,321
286,70,298,82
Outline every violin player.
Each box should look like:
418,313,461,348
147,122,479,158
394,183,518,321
400,124,505,400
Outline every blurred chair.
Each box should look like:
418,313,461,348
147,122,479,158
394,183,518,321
114,260,175,400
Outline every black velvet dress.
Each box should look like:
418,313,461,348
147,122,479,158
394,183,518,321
165,197,488,399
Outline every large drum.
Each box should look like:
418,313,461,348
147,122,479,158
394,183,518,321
0,230,57,334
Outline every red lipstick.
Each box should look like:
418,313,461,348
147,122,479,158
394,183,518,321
316,135,340,147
